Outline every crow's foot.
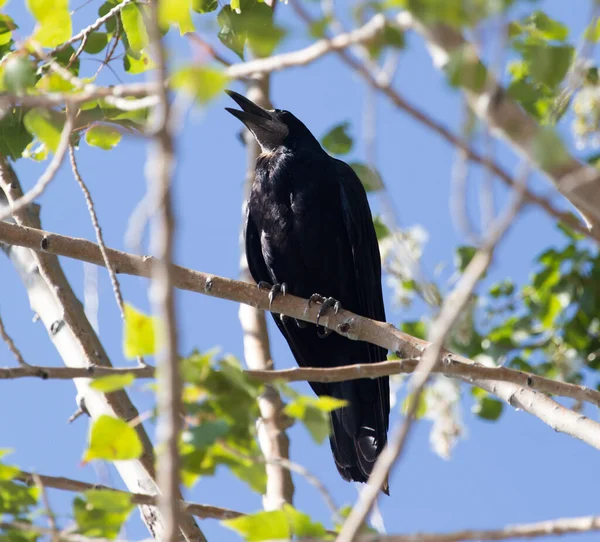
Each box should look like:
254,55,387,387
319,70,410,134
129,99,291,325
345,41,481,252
308,294,342,338
258,281,287,309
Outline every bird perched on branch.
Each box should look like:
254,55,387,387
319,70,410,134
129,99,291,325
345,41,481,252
226,90,390,493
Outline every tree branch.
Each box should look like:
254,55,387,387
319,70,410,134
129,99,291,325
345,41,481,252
3,358,600,411
15,470,242,521
0,220,599,454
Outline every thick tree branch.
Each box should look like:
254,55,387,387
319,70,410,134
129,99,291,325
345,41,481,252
15,470,242,521
401,11,600,231
0,220,599,454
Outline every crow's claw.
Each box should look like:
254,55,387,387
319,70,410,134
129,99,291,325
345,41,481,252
308,293,326,308
312,296,342,339
258,281,287,309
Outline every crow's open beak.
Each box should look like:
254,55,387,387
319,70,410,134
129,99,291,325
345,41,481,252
225,90,288,150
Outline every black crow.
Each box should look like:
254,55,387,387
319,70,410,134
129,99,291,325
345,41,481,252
226,90,390,492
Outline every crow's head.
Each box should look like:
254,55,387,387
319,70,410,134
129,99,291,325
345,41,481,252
225,90,321,153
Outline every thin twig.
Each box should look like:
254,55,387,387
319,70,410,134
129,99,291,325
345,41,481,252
93,18,123,80
69,145,126,317
0,312,29,366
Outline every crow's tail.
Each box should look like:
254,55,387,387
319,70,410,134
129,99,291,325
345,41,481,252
327,379,390,494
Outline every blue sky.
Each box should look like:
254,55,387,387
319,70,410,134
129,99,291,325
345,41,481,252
0,0,598,540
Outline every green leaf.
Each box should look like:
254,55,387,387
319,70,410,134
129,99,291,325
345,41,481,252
557,222,585,241
455,245,477,273
0,15,16,46
159,0,194,35
285,395,347,444
123,303,157,359
350,162,384,192
172,66,229,103
322,122,353,155
0,463,19,482
35,72,74,93
182,420,229,449
223,510,289,541
585,19,600,42
0,107,33,159
539,294,562,328
520,43,573,88
73,489,133,539
489,280,515,298
84,415,143,462
192,0,218,14
23,109,64,153
90,373,135,393
222,505,326,542
98,1,119,34
367,21,405,57
26,0,72,47
23,141,48,161
2,55,36,95
0,480,39,515
285,507,328,538
85,124,122,151
401,320,427,340
123,51,155,74
54,44,80,76
472,396,503,421
121,3,149,55
217,1,285,60
83,32,110,54
217,5,245,60
309,16,331,39
373,215,390,241
525,11,569,41
446,46,488,92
